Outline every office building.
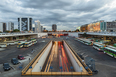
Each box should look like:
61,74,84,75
18,17,32,31
41,26,43,32
52,24,57,32
32,24,35,32
0,22,6,32
8,22,14,31
35,20,41,33
44,28,46,30
106,21,116,32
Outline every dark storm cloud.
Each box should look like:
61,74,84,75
20,0,71,9
0,0,115,30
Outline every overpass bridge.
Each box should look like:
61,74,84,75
0,32,47,42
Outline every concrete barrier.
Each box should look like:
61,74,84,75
32,41,52,72
63,41,81,72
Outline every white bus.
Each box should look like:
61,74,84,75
0,43,7,48
24,41,32,48
31,39,37,45
4,41,16,45
104,45,116,58
93,42,106,51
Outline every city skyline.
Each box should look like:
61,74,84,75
0,0,116,30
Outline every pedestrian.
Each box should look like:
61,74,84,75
31,49,34,54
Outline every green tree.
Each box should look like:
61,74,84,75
5,30,11,33
83,32,87,37
13,29,20,32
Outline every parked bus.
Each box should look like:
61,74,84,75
93,42,106,51
17,42,25,48
84,40,93,45
104,45,116,58
0,43,7,48
31,39,37,44
24,41,32,48
77,38,93,45
4,41,16,45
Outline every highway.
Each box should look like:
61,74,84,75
43,41,74,72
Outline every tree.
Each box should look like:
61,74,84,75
5,30,11,33
13,29,20,32
83,32,87,37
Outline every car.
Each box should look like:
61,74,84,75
3,63,11,71
18,55,24,60
11,58,19,65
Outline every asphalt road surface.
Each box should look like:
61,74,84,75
0,37,116,77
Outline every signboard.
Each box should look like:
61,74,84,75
60,66,62,69
29,66,32,69
40,66,42,70
50,66,53,69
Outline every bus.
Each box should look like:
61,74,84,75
0,43,7,48
77,38,93,45
104,46,116,58
93,42,106,51
17,42,25,48
24,41,32,48
4,41,16,45
31,39,37,45
84,40,93,45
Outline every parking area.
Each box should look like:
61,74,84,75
66,37,116,77
0,36,116,77
0,38,50,77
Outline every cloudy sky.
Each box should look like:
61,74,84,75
0,0,116,30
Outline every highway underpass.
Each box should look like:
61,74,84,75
22,40,92,76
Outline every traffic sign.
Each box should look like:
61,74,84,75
60,66,62,69
50,66,53,69
70,66,73,69
40,66,42,70
29,66,32,69
85,67,89,69
80,67,83,71
19,66,22,69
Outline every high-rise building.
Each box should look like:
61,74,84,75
44,28,46,30
35,20,41,33
52,24,57,32
8,22,14,31
18,17,32,31
32,24,35,32
41,26,43,32
106,21,116,32
0,22,6,32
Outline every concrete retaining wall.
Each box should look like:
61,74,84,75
32,41,52,72
63,41,81,72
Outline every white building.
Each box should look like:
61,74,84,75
8,22,14,31
0,22,6,32
18,17,32,31
35,20,41,33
